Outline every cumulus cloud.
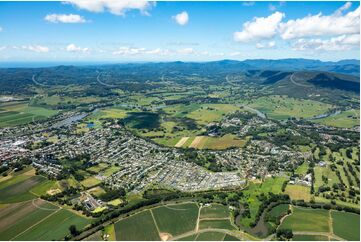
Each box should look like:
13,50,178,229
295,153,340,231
21,45,49,53
45,14,87,23
65,0,154,16
256,41,276,49
292,34,360,51
233,11,284,42
279,3,360,39
173,11,189,26
66,44,89,53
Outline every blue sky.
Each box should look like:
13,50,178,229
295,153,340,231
0,1,359,62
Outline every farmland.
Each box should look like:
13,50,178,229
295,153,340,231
0,101,57,127
279,207,330,232
114,210,161,241
331,211,360,241
151,203,199,236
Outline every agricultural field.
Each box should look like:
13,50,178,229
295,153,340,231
0,199,89,241
0,101,58,127
114,210,161,241
279,207,330,233
199,219,236,230
331,211,360,241
292,234,329,241
195,231,228,241
0,169,50,203
80,177,102,188
15,208,90,240
200,204,230,219
151,203,199,236
176,134,247,150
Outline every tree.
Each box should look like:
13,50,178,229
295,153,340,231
277,228,293,240
69,225,79,236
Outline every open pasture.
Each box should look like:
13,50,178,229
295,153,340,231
151,203,199,236
314,109,360,128
285,184,311,202
114,210,160,241
279,207,330,233
247,95,332,120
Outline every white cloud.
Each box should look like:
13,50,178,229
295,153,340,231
229,51,242,56
233,11,284,42
66,43,89,53
292,34,360,51
256,41,276,49
113,47,146,55
334,1,352,16
65,0,154,16
45,14,86,23
112,47,171,56
242,2,255,7
0,46,6,51
177,48,194,54
21,45,49,53
0,26,2,32
173,11,189,26
279,4,360,39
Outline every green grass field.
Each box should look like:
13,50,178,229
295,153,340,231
223,234,240,241
331,211,360,241
200,204,230,219
80,177,102,188
151,203,199,236
199,219,236,230
268,204,289,221
247,95,332,120
285,185,311,202
15,209,90,240
280,207,329,232
114,210,160,241
314,109,360,128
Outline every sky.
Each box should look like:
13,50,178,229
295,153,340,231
0,0,359,63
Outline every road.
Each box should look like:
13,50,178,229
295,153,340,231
96,72,117,87
32,74,48,87
289,73,313,88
